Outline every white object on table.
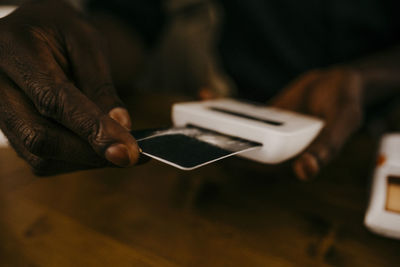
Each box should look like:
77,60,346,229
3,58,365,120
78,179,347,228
0,5,16,19
0,130,8,147
172,98,324,164
365,133,400,239
0,6,17,147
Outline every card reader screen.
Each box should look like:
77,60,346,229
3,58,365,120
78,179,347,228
386,176,400,214
209,107,283,126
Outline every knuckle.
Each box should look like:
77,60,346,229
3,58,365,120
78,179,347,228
68,111,101,147
83,119,100,143
32,83,67,118
35,87,58,116
20,125,48,155
86,117,103,148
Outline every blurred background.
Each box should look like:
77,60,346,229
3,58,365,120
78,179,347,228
1,0,400,266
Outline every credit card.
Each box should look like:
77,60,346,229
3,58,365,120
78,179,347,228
132,126,262,170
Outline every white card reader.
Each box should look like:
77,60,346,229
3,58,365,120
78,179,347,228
365,133,400,239
172,98,324,164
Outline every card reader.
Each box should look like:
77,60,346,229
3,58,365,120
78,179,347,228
172,98,324,164
365,133,400,240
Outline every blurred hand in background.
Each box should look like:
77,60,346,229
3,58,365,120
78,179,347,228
271,68,363,181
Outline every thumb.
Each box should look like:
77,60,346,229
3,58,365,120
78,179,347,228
293,138,333,181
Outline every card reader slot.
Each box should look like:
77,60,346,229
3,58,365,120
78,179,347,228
208,106,283,126
186,124,262,147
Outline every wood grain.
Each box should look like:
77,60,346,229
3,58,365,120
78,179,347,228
0,93,399,266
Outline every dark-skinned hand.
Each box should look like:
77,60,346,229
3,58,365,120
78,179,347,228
0,0,139,175
271,68,363,181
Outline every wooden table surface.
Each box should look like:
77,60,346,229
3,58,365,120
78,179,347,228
1,93,400,267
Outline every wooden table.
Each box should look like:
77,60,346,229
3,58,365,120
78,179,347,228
1,93,399,266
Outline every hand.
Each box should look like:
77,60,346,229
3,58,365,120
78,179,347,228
0,0,139,175
271,68,363,181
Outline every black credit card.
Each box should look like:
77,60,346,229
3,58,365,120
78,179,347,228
132,126,261,170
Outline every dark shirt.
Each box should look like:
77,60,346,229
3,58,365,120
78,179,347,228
89,0,400,101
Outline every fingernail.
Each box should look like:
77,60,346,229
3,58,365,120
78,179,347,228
294,153,320,181
109,107,132,130
105,144,132,167
303,153,319,177
294,160,308,181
